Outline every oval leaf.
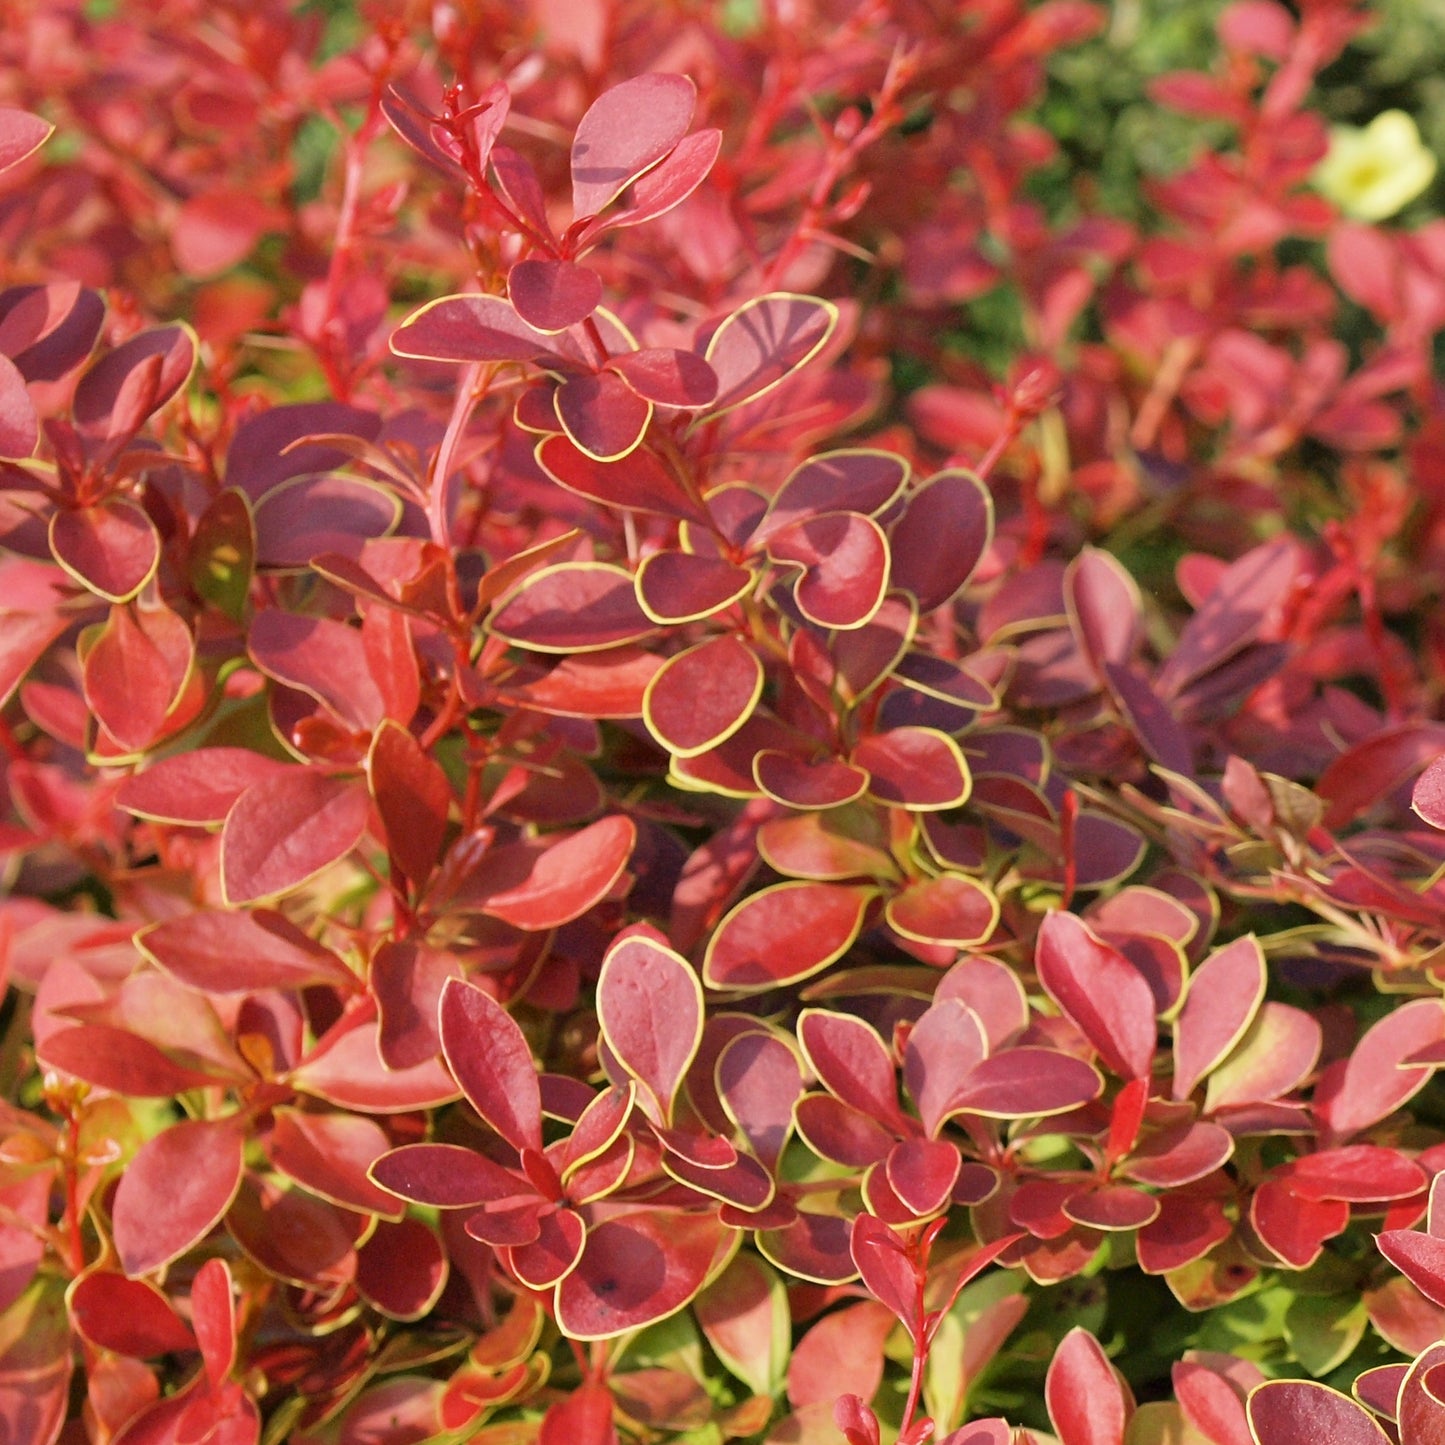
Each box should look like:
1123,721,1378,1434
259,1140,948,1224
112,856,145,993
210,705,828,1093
704,883,872,992
644,635,763,757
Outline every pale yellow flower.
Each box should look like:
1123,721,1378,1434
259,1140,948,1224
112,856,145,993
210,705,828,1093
1314,110,1438,222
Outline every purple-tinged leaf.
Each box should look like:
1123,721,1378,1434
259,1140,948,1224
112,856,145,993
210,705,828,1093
1045,1328,1130,1445
1035,911,1157,1080
757,1212,857,1284
597,934,702,1126
356,1217,448,1321
1246,1381,1391,1445
251,474,399,567
1103,663,1193,773
555,1209,728,1339
581,128,722,239
0,107,52,175
703,294,838,414
0,282,103,383
608,348,718,408
798,1008,908,1127
500,1206,585,1288
0,355,36,458
1314,999,1445,1144
1120,1121,1233,1188
1065,548,1140,676
369,1142,521,1209
716,1032,801,1172
1413,755,1445,829
888,469,993,612
1157,538,1299,699
768,511,889,629
886,874,999,949
1319,723,1445,830
440,978,543,1151
510,259,603,332
936,957,1029,1051
539,438,707,524
1172,935,1266,1100
571,74,696,218
1352,1364,1407,1422
703,883,873,992
391,294,563,363
556,371,653,462
490,561,657,652
222,402,381,502
50,499,160,602
636,549,753,624
762,451,910,537
112,1119,244,1277
73,326,195,441
220,773,370,906
855,727,971,811
902,1000,988,1136
644,635,763,757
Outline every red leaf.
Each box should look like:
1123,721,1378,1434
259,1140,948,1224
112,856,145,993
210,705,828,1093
1065,547,1140,676
849,1214,917,1336
463,814,636,930
886,874,998,948
1171,935,1265,1100
636,550,754,623
40,1025,226,1097
372,940,464,1070
50,499,161,603
763,450,910,536
369,722,451,887
555,371,653,462
571,74,696,218
717,1032,802,1171
112,1119,245,1277
888,469,993,612
267,1108,402,1218
355,1217,449,1321
886,1137,961,1217
597,934,702,1125
369,1142,522,1209
644,635,762,756
538,437,707,523
1063,1185,1158,1231
505,648,663,720
490,561,657,652
67,1273,197,1357
1035,911,1157,1080
221,772,371,906
769,511,889,630
1045,1328,1130,1445
942,1049,1103,1121
173,189,276,278
1250,1179,1348,1269
191,1258,236,1390
1376,1228,1445,1308
581,127,722,238
705,883,872,992
0,354,36,458
555,1209,727,1339
81,601,193,752
73,326,195,442
440,978,543,1151
510,259,602,332
607,348,718,408
290,1013,460,1113
788,1301,895,1408
1246,1382,1390,1445
138,908,354,995
1314,999,1445,1144
391,294,561,363
541,1382,618,1445
903,1001,988,1136
248,609,387,732
0,107,52,174
754,751,870,809
1286,1145,1427,1203
117,750,294,825
704,294,838,414
251,475,399,567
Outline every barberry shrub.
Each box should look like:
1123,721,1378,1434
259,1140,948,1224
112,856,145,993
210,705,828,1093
3,1,1445,1443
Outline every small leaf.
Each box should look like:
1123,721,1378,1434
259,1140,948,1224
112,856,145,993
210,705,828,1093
50,499,161,603
636,550,754,623
391,293,562,363
607,348,718,408
886,875,999,949
768,511,890,630
1045,1328,1130,1445
538,437,706,523
888,470,993,612
556,371,653,462
854,727,971,811
703,294,838,414
67,1272,196,1357
369,721,451,887
1171,935,1266,1100
0,354,37,458
644,635,763,757
510,259,603,332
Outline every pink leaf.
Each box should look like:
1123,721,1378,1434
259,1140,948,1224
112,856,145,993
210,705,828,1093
0,107,53,175
1314,999,1445,1144
607,348,718,408
1246,1382,1390,1445
509,259,603,332
704,294,838,414
440,978,543,1151
849,1214,917,1336
1045,1328,1130,1445
581,127,722,238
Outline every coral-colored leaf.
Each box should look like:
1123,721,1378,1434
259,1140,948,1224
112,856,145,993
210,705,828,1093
849,1214,917,1336
112,1119,244,1277
490,562,657,652
190,1257,236,1390
67,1272,196,1358
942,1049,1103,1121
369,721,451,887
541,1381,618,1445
902,1000,988,1137
220,772,370,906
571,74,696,217
1035,911,1157,1080
644,635,762,757
117,750,294,825
248,608,386,732
440,978,543,1150
81,601,193,753
695,1255,790,1397
704,883,872,992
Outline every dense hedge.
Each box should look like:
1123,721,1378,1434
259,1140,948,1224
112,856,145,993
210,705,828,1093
3,2,1445,1442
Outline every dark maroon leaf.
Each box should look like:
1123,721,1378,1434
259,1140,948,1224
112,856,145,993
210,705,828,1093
355,1217,448,1321
762,450,910,537
1065,547,1140,676
571,74,696,218
1247,1382,1390,1445
888,469,993,612
754,751,870,809
636,550,753,623
251,474,399,568
556,371,653,461
703,294,838,414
